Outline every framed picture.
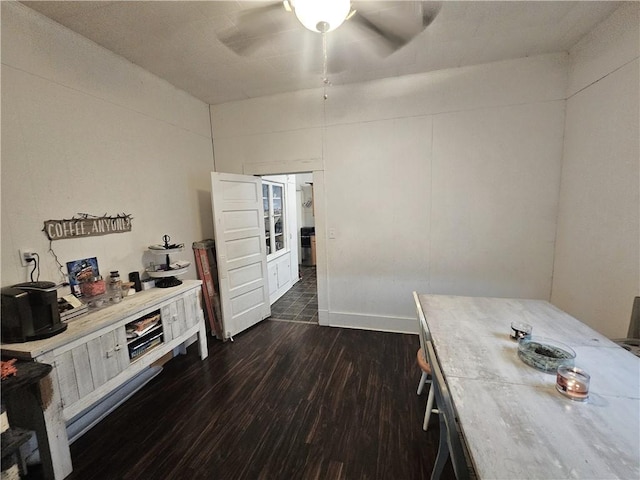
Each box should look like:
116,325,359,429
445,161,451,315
67,257,100,297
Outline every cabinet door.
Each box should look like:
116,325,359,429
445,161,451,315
55,328,128,408
87,328,129,388
162,298,187,341
268,262,278,296
276,257,291,289
55,349,85,408
183,290,200,329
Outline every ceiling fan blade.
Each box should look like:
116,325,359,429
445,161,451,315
349,1,441,56
349,11,410,53
218,2,293,56
422,2,442,28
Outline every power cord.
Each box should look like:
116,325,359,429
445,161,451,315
48,239,69,284
28,253,41,282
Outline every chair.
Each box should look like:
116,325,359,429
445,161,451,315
413,292,438,431
426,340,473,480
614,297,640,357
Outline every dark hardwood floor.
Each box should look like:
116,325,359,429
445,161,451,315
34,320,455,479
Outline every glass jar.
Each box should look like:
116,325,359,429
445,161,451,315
109,271,123,303
80,276,106,297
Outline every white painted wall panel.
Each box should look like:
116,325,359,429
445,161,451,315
327,54,568,126
211,54,572,332
430,102,565,299
324,116,432,319
1,3,215,287
212,89,324,138
552,58,640,338
213,128,323,174
1,3,210,138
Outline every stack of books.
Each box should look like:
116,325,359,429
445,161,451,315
58,294,89,322
125,313,161,339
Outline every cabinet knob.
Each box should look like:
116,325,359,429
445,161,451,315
114,344,121,351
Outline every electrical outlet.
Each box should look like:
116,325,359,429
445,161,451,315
19,249,36,267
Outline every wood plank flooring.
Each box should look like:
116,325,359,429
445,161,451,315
31,320,455,479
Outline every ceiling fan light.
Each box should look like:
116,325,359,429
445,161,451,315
293,0,351,33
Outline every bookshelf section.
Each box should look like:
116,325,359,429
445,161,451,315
126,311,163,361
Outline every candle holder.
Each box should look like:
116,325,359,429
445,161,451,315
517,336,575,373
510,321,532,341
556,365,590,401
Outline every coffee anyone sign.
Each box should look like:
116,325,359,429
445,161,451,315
44,213,133,240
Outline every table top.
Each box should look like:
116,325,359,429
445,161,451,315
0,360,52,396
418,294,640,480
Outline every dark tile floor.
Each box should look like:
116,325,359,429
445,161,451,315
270,265,318,323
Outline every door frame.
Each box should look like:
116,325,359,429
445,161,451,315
244,165,328,327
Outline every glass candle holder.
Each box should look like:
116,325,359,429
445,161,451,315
556,366,590,401
510,321,532,340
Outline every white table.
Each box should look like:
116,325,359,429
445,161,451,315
417,294,640,480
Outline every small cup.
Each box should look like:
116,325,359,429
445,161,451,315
556,366,590,401
510,321,532,341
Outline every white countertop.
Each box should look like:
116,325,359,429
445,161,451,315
418,294,640,480
1,280,202,359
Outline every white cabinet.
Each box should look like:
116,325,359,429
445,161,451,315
0,280,208,480
54,323,130,410
268,253,293,304
268,262,278,297
262,175,299,305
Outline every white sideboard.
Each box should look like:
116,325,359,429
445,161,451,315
1,280,208,480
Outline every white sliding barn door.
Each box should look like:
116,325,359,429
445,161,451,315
211,172,271,339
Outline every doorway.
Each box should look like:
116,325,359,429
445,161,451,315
270,264,318,322
244,164,326,327
268,172,319,323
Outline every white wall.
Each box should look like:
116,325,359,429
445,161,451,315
211,53,568,333
1,3,215,290
551,3,640,338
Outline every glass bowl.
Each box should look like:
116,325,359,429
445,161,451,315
517,336,576,374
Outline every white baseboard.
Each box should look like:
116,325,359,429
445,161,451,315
318,309,329,326
327,311,418,334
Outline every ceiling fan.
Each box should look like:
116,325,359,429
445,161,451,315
219,0,441,58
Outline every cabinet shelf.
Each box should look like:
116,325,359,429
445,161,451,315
125,311,163,361
128,330,163,361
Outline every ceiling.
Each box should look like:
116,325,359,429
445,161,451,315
21,1,621,105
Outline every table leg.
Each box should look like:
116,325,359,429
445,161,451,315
5,372,72,480
198,318,209,360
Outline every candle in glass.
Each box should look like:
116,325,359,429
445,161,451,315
556,366,590,401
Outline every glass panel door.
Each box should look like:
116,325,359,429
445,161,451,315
262,183,271,254
262,180,286,258
272,184,285,253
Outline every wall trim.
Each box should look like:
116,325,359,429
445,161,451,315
243,158,323,175
328,311,418,334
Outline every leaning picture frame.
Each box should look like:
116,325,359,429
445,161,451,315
66,257,100,297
